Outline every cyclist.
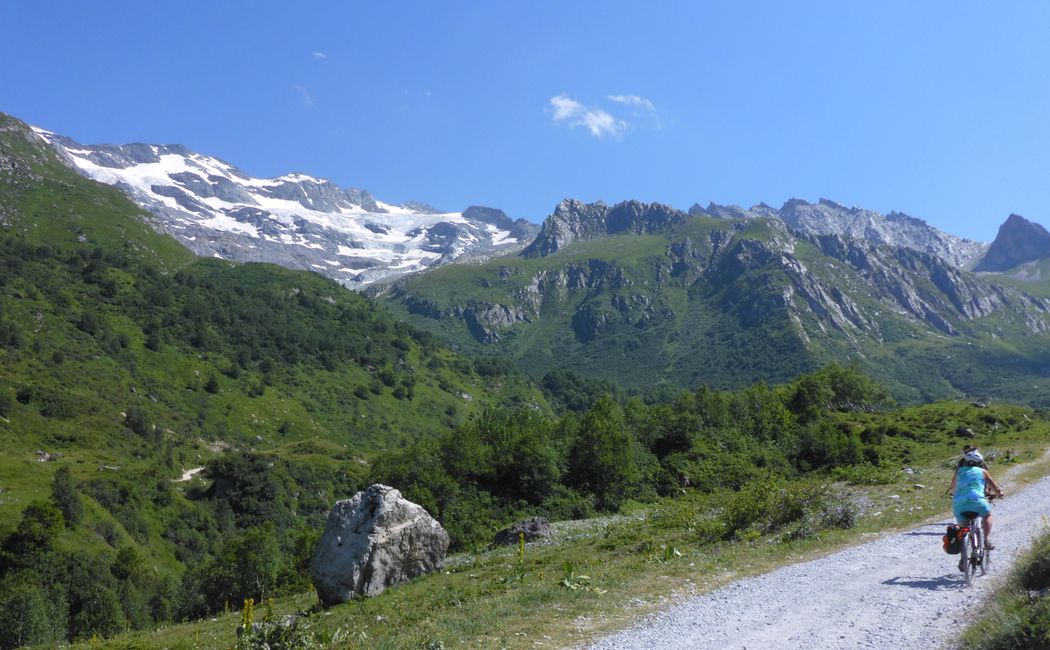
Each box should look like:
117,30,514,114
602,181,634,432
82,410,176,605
948,449,1004,549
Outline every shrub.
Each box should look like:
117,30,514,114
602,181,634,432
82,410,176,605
51,466,84,529
720,478,829,539
204,374,220,394
125,406,150,436
1016,528,1050,592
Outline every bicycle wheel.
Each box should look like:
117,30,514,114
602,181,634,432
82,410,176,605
968,528,981,584
980,521,991,575
961,531,973,586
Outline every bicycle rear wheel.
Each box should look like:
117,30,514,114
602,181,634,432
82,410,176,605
961,531,973,587
969,527,982,584
979,522,991,575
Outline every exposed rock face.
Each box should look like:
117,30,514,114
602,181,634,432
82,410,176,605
462,301,531,343
521,199,689,257
974,214,1050,273
310,484,449,604
687,198,989,269
493,517,553,546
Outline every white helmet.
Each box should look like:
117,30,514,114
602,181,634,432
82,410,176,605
964,449,984,465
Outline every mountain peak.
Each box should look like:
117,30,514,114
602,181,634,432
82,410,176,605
1004,213,1036,227
973,214,1050,273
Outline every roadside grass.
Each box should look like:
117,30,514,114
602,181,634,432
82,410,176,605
73,402,1050,650
960,525,1050,649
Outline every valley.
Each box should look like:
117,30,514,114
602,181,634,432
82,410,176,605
3,108,1050,650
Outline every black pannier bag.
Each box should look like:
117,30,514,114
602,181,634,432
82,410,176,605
943,524,962,554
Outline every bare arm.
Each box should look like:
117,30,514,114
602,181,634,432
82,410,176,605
947,468,958,496
983,470,1005,497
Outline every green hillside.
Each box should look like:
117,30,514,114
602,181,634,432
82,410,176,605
380,211,1050,405
0,113,542,645
54,380,1050,649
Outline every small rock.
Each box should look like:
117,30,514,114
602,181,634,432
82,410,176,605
913,484,926,490
493,517,553,546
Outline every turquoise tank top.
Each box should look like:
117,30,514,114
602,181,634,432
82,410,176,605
955,465,985,503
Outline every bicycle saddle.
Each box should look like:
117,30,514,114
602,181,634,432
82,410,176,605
961,511,979,519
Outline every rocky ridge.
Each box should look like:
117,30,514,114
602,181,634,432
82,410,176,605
689,197,989,270
383,198,1050,397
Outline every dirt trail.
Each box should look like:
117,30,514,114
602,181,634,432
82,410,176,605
588,469,1050,650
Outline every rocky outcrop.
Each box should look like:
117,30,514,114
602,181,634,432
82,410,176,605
309,484,449,604
462,301,531,343
521,199,689,257
493,517,553,546
571,303,615,342
974,214,1050,273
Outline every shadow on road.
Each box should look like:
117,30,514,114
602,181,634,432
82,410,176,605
882,574,964,591
904,522,954,537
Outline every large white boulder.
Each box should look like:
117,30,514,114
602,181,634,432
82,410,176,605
309,484,449,604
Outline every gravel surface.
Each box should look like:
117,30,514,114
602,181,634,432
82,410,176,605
588,472,1050,650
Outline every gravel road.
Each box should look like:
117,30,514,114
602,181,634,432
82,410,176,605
588,471,1050,650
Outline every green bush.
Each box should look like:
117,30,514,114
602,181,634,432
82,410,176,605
51,466,84,529
1017,530,1050,592
719,478,830,539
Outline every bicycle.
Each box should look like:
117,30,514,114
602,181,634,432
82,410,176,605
956,494,999,587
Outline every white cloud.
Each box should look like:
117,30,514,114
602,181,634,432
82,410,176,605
609,94,661,128
608,94,655,111
293,84,314,106
550,94,584,121
548,94,626,138
312,51,327,59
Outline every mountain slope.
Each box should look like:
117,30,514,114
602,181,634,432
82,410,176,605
973,213,1050,273
0,112,546,644
379,199,1050,404
33,127,538,287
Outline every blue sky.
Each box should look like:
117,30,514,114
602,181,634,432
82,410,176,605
3,1,1050,240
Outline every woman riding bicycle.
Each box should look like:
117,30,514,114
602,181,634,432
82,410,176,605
948,449,1005,549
